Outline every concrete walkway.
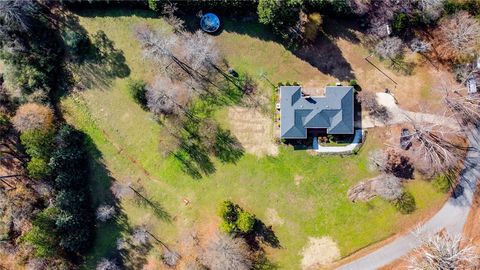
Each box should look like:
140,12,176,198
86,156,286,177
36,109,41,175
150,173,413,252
337,126,480,270
357,93,459,130
313,129,364,154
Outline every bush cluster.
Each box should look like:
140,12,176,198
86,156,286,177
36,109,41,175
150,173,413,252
218,201,256,235
20,128,55,179
127,78,147,107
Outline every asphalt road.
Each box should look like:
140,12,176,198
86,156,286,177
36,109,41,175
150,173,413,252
337,127,480,270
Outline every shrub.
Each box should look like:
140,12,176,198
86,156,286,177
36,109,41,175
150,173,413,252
236,211,255,233
220,220,237,234
21,207,59,258
12,103,54,133
20,129,55,160
218,201,256,235
127,79,147,107
0,113,10,138
432,174,452,193
304,12,322,42
63,29,91,62
147,0,160,12
393,191,416,214
218,201,238,223
392,13,409,34
258,0,303,39
27,157,51,179
375,37,404,60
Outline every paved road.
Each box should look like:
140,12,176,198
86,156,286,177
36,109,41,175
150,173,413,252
338,127,480,270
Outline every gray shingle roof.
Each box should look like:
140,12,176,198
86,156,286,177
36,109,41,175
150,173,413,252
280,86,354,139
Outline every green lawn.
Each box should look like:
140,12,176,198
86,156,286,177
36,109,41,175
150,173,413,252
61,8,447,269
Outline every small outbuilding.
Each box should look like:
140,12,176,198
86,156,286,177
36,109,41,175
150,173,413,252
467,77,478,94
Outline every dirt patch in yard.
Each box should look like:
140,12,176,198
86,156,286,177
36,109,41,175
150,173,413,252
227,106,279,157
265,208,284,226
301,237,341,270
294,175,304,186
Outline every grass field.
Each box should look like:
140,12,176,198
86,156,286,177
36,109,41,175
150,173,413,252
60,8,447,269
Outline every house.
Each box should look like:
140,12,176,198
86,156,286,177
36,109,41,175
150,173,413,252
279,85,354,139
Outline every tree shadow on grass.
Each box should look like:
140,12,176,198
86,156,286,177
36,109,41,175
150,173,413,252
174,142,216,180
222,18,358,82
72,30,130,91
295,32,355,81
253,219,281,249
214,128,244,164
82,135,131,269
241,218,281,254
130,185,172,223
172,121,245,179
54,10,130,91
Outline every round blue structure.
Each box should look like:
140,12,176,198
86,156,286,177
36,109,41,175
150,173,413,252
200,13,220,33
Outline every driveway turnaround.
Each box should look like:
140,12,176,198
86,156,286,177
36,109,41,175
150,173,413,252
337,127,480,270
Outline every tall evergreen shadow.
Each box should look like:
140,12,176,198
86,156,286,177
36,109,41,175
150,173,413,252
82,134,131,270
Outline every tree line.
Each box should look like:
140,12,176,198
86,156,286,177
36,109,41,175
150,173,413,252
0,1,96,269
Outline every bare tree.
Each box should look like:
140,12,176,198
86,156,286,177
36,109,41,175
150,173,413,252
134,24,220,91
357,91,390,123
406,116,464,176
146,76,189,115
410,38,431,54
409,232,479,270
110,181,134,200
444,94,480,126
12,103,53,132
375,36,404,60
96,204,116,222
96,258,121,270
362,0,414,38
131,225,150,246
419,0,444,21
437,78,480,126
162,2,184,33
0,0,37,32
372,174,403,201
346,0,372,16
368,149,387,172
134,24,177,70
199,118,218,152
183,31,219,74
163,250,181,267
369,149,413,178
202,233,252,270
116,237,128,251
436,11,480,61
26,258,47,270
